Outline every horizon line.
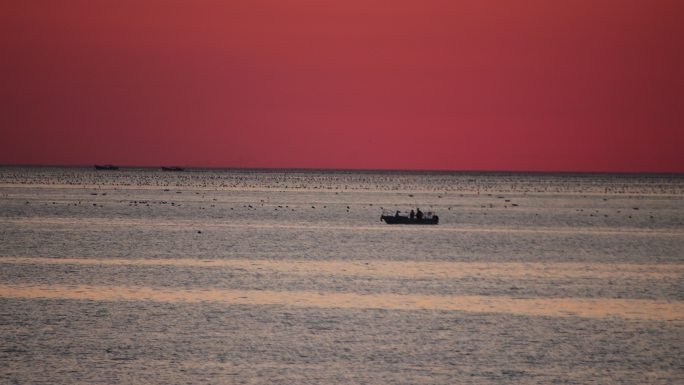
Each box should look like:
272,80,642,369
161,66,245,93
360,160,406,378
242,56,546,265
1,163,683,176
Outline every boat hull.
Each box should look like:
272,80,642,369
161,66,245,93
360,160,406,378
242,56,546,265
381,215,439,225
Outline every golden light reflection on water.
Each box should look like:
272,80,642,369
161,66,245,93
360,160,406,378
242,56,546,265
3,217,683,236
0,284,681,321
1,256,681,280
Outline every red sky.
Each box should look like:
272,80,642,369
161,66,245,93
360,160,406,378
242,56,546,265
1,0,683,172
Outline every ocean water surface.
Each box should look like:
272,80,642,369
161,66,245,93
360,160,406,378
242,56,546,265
1,167,683,384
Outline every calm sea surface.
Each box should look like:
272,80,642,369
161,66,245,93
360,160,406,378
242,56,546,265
1,167,683,384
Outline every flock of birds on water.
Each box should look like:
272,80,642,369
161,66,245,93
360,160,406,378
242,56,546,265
3,168,673,229
19,194,655,221
1,167,681,194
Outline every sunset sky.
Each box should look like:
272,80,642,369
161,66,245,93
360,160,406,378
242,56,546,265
1,0,683,172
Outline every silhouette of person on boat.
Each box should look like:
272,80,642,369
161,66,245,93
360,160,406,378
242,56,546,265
381,208,438,225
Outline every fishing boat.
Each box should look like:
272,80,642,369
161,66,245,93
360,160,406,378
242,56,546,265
94,164,119,170
381,210,439,225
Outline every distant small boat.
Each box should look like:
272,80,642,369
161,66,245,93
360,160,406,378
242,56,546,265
381,211,439,225
94,165,119,170
161,166,184,171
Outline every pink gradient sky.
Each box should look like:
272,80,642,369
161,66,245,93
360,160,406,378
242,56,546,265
1,0,683,172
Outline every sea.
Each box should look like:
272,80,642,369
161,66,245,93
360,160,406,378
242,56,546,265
1,166,682,384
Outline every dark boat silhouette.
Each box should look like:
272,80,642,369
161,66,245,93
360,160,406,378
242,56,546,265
94,165,119,170
161,166,184,171
381,211,439,225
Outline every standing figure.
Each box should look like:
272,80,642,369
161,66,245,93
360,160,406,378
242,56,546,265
410,209,415,219
416,208,423,220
